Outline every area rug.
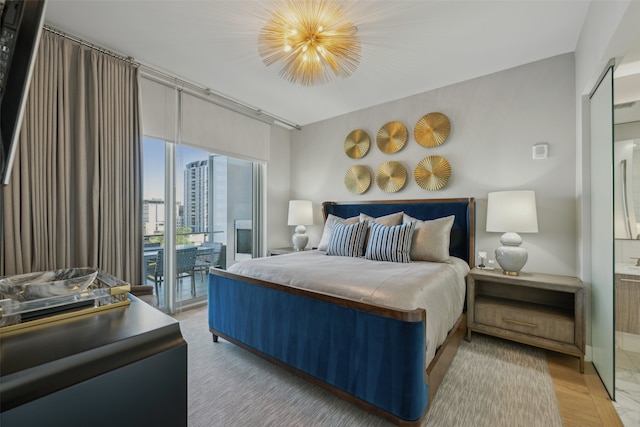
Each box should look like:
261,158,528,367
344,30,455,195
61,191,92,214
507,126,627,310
174,306,562,427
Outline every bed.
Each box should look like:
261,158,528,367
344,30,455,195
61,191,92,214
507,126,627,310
208,198,475,425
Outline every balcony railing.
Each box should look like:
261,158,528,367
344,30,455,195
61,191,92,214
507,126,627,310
143,231,227,300
143,231,224,249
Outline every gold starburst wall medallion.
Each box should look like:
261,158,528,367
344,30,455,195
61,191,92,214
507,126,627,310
414,113,451,148
414,156,451,190
376,121,407,154
344,165,371,194
376,161,407,192
344,129,370,159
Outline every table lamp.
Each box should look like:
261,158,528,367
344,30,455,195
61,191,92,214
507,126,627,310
486,190,538,275
287,200,313,251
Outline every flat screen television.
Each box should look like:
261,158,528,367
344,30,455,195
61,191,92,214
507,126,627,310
0,0,47,184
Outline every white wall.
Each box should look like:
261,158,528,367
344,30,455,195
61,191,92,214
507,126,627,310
225,158,253,266
287,54,577,276
265,125,292,252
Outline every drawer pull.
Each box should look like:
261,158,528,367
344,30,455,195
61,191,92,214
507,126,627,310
503,318,537,328
620,278,640,283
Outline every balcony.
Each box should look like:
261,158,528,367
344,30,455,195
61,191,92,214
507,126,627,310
143,231,225,306
149,270,210,305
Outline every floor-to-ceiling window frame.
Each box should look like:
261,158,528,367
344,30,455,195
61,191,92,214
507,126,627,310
140,72,269,314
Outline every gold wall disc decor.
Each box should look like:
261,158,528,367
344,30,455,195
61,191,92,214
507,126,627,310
376,121,407,154
414,112,451,148
376,161,407,193
344,129,371,159
414,155,451,191
344,165,371,194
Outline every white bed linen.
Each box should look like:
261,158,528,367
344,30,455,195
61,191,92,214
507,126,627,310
227,251,469,366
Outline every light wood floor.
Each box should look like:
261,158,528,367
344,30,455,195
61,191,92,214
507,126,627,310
546,351,623,426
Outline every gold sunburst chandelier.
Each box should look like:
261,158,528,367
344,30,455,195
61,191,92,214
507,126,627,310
258,0,361,86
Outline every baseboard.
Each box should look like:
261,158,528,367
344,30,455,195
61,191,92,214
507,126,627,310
585,345,593,362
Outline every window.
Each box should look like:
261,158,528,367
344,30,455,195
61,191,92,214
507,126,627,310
140,76,268,313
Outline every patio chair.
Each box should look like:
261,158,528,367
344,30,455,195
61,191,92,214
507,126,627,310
146,246,198,302
176,246,198,297
147,249,165,305
195,242,223,280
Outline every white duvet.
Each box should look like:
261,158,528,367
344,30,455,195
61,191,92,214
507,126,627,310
226,250,469,366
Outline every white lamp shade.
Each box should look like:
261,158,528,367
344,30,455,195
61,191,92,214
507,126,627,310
287,200,313,226
486,191,538,233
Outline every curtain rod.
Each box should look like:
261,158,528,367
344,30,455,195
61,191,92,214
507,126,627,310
139,66,302,130
44,26,138,66
42,25,302,131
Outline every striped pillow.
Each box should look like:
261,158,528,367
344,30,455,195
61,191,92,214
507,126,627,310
317,214,359,252
326,220,368,257
364,221,416,263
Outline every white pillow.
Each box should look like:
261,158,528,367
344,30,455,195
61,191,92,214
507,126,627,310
317,214,359,251
403,214,454,262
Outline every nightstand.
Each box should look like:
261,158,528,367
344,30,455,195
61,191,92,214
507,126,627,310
467,268,585,372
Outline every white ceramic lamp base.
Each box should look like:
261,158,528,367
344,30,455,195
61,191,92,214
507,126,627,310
292,225,308,251
495,232,528,276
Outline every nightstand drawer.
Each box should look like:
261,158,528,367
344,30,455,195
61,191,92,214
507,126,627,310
475,296,575,344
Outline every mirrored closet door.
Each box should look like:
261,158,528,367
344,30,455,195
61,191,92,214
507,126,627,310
613,38,640,422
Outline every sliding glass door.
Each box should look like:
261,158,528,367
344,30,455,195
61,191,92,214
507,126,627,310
142,136,167,307
142,137,261,312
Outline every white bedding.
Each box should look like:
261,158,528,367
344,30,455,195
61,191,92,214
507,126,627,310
227,251,469,366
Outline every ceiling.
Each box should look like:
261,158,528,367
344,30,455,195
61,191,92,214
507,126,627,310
43,1,598,127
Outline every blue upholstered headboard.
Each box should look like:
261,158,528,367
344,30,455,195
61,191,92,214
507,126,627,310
323,198,475,266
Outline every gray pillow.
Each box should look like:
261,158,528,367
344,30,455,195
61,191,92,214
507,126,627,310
360,211,404,246
359,211,403,226
403,214,454,262
317,214,359,251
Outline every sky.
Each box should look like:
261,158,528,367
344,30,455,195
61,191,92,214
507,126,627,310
143,137,210,203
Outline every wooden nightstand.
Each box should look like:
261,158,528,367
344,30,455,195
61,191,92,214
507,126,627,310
467,268,585,372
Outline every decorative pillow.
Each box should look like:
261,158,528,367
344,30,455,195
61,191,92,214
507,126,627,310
359,211,404,246
359,211,403,226
364,221,416,263
326,221,368,257
317,214,359,251
403,214,454,262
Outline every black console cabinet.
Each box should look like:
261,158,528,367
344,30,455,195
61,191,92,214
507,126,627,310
0,296,187,427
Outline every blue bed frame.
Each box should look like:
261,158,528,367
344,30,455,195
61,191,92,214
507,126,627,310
208,198,475,425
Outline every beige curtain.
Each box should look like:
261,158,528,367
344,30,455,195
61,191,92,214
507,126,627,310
0,31,142,284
